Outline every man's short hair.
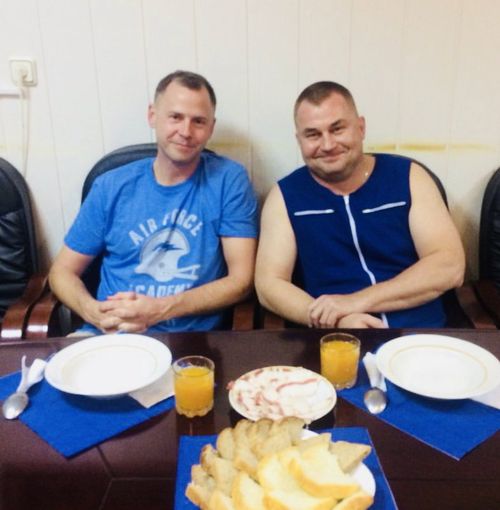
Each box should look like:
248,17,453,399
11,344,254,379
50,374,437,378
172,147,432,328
294,81,357,117
155,70,216,108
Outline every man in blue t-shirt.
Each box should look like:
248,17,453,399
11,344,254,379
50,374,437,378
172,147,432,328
49,71,258,334
255,81,465,328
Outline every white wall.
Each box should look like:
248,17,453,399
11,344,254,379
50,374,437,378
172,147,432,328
1,0,499,279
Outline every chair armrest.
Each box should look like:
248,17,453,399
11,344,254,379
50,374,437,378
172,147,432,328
25,286,63,340
472,279,500,327
232,297,256,330
454,284,497,329
1,274,48,340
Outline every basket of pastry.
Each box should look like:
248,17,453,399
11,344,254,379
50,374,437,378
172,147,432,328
185,417,375,510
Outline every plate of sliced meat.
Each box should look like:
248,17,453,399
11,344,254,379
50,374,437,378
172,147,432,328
228,366,336,423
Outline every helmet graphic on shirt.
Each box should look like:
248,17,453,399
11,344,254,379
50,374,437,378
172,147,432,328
135,227,200,282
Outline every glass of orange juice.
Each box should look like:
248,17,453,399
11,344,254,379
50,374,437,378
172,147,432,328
172,356,215,417
320,333,360,390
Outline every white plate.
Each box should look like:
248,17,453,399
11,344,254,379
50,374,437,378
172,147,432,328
301,430,376,497
45,334,172,397
376,334,500,399
228,366,336,423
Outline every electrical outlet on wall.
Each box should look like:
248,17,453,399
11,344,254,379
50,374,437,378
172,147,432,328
9,58,37,86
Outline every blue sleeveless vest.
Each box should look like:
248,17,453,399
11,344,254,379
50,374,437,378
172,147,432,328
278,153,446,328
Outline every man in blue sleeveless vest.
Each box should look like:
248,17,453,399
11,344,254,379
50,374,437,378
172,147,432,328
255,81,465,328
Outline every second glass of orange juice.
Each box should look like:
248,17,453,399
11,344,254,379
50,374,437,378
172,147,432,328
320,333,360,389
172,356,214,417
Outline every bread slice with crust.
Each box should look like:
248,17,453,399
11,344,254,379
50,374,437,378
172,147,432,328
233,442,259,480
200,444,238,496
217,427,236,461
270,416,306,445
296,432,332,453
264,488,336,510
288,443,360,499
258,445,338,510
329,441,372,473
333,490,374,510
208,489,236,510
231,471,265,510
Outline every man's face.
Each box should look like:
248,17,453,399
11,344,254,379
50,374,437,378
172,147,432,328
148,80,215,168
295,92,366,182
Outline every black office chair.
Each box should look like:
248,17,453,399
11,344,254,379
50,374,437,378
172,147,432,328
258,153,495,329
0,158,48,340
469,167,500,326
33,143,256,335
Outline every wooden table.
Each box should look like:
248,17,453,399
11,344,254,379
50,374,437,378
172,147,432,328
0,328,499,510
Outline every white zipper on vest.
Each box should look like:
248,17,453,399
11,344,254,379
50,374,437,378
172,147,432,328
344,195,389,327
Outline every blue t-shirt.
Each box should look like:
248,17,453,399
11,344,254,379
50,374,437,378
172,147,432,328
65,151,258,332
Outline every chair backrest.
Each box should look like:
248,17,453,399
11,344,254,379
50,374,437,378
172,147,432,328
479,167,500,286
0,158,39,322
80,143,158,298
368,152,448,204
76,143,235,329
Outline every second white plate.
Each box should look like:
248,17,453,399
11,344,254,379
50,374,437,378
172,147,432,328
376,334,500,399
45,334,172,397
228,366,336,423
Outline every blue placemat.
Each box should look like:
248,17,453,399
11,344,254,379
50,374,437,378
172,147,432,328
340,366,500,460
174,427,398,510
0,371,175,457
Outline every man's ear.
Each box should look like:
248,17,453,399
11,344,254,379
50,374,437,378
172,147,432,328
359,116,366,139
147,104,156,128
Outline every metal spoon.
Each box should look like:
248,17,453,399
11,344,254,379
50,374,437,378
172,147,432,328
2,356,46,420
2,392,29,419
363,387,388,414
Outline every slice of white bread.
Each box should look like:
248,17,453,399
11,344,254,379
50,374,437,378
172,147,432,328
233,442,259,479
329,441,372,473
201,444,238,496
264,489,336,510
269,416,305,445
208,489,237,510
231,471,265,510
288,443,360,499
257,450,302,492
296,432,332,453
186,463,217,510
217,427,236,461
333,491,374,510
258,446,338,510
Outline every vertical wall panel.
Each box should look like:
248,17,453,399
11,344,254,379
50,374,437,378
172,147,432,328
397,0,461,183
143,0,197,100
350,0,405,148
447,0,500,278
298,0,351,89
248,0,299,197
39,0,104,231
90,0,151,151
195,0,250,171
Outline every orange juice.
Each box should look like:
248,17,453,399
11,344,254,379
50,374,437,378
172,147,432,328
320,334,360,389
173,357,214,417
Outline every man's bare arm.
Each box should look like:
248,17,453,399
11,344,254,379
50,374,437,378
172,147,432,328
255,185,314,326
309,163,465,327
100,237,257,331
48,246,124,331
